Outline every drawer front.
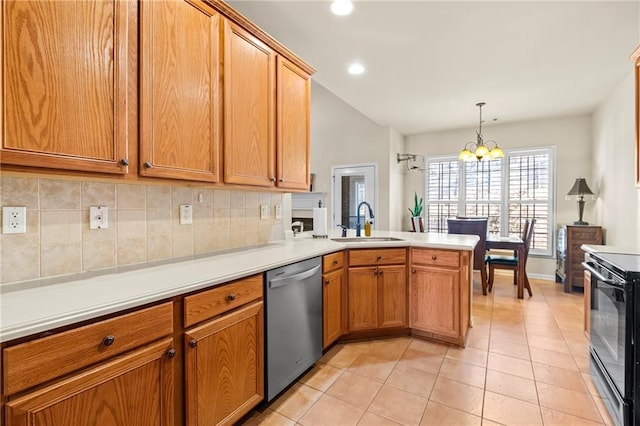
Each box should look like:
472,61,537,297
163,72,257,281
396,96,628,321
184,274,263,327
348,248,407,266
411,248,460,268
3,302,173,395
323,251,345,273
568,228,602,242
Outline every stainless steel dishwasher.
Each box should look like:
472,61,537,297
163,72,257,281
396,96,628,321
265,256,322,401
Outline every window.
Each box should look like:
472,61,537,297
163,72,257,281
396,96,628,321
424,147,555,256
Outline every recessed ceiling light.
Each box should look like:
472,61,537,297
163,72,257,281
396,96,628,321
348,63,365,75
331,0,353,16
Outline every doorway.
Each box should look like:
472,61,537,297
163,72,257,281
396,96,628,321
332,164,377,230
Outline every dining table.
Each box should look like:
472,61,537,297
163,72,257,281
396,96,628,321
486,235,527,299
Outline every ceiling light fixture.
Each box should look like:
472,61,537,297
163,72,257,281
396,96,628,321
458,102,505,161
331,0,353,16
348,63,365,75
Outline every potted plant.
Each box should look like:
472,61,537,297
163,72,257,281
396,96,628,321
408,192,424,232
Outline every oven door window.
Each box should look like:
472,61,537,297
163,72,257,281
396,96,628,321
591,281,626,397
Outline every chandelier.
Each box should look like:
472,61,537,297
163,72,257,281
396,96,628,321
458,102,505,161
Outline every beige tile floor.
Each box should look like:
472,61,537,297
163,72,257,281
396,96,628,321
244,274,615,426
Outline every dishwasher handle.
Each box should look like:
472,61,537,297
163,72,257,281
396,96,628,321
268,265,321,289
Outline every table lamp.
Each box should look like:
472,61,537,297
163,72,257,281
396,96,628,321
566,177,595,225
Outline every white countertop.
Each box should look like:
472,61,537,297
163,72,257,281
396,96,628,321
582,244,640,255
0,230,478,343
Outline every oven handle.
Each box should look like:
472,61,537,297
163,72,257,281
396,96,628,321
582,262,622,287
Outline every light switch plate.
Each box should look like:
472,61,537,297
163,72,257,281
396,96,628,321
89,206,109,229
2,206,26,234
260,204,269,220
274,204,282,219
180,204,193,225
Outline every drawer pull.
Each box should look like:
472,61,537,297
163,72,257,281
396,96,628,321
102,335,115,347
167,348,176,359
189,340,197,348
432,256,437,260
376,256,382,261
333,260,338,265
227,294,236,301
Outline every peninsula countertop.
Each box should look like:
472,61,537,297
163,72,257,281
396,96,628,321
0,230,479,343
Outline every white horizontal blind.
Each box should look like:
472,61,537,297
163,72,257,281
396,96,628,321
507,150,553,254
425,159,459,232
424,147,555,256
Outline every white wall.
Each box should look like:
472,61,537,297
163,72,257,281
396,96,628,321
404,114,594,278
310,81,402,231
592,72,639,248
388,127,406,231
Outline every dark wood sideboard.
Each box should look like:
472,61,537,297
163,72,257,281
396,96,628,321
556,225,603,293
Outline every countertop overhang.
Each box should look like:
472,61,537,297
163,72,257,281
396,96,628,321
0,231,479,343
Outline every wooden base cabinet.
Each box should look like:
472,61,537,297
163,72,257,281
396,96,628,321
323,252,345,348
183,274,264,426
347,249,407,333
410,248,470,346
5,339,175,426
2,302,175,426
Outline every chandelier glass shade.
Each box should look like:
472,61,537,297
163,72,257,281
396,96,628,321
458,102,505,161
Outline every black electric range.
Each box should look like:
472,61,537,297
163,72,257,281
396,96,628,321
583,251,640,426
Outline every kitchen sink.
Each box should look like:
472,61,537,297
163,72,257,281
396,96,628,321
331,237,405,242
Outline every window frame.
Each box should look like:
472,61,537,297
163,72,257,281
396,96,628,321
423,146,556,257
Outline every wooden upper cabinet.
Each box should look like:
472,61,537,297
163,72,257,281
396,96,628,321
276,57,311,191
223,21,276,187
139,0,221,182
1,0,134,174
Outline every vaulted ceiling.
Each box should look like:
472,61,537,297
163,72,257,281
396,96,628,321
229,1,639,135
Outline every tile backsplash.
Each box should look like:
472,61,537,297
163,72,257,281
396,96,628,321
0,175,286,285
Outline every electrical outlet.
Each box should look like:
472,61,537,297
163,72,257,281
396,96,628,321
180,204,193,225
260,204,269,220
274,204,282,219
89,206,109,229
2,206,27,234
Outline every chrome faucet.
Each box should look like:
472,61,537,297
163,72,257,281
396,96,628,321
355,201,374,237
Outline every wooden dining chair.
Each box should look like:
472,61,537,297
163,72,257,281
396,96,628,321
447,217,488,295
487,219,536,296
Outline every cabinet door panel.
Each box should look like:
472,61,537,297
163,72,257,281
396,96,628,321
224,21,275,187
377,265,407,329
140,0,221,181
323,268,344,348
5,339,174,426
184,301,264,426
276,56,310,190
2,0,132,173
410,266,459,337
348,267,378,332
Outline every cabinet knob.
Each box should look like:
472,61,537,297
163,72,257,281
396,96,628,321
279,178,283,182
227,294,236,301
166,348,176,359
189,339,197,348
333,260,338,265
324,279,330,284
379,270,384,275
270,177,276,182
376,256,382,261
412,269,416,273
143,161,153,169
120,158,129,166
432,256,437,260
102,335,115,347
